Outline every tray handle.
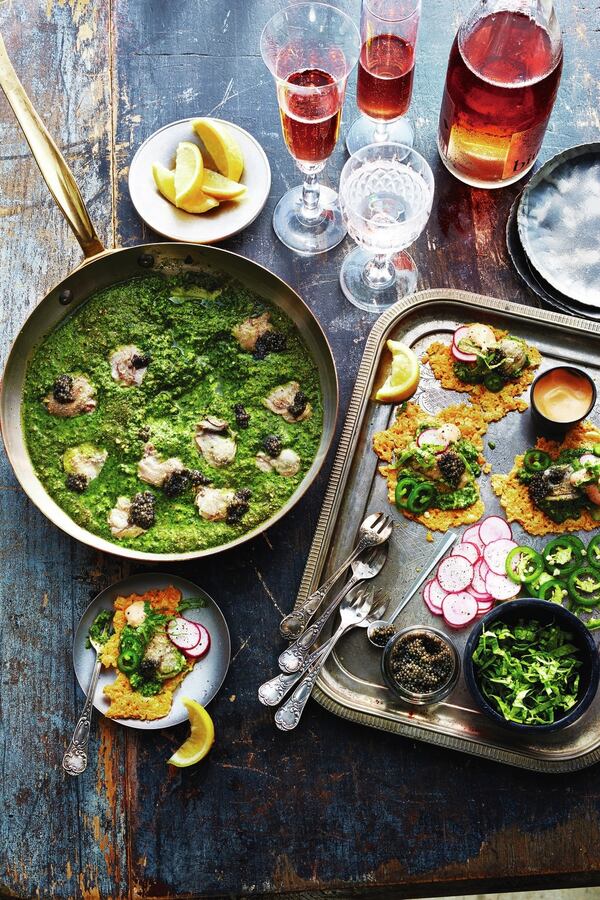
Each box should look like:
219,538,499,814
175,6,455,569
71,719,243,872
0,33,104,259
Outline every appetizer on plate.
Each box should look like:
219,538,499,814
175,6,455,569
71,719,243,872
23,270,322,553
492,421,600,534
97,585,210,720
373,401,487,530
423,323,541,422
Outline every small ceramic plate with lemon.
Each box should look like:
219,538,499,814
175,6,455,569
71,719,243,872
128,117,271,244
73,572,231,731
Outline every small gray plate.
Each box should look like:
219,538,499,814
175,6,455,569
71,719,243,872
517,143,600,308
73,573,231,730
507,194,600,322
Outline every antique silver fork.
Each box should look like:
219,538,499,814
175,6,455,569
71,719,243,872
273,586,376,731
258,588,388,707
278,544,388,674
279,511,393,639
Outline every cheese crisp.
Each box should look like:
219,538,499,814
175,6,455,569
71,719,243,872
101,586,194,720
373,401,488,532
422,326,541,423
492,422,600,536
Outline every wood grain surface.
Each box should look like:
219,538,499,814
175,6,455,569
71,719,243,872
0,1,599,898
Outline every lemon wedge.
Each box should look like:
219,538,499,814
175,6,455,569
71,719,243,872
152,161,177,203
192,118,244,182
201,168,247,200
167,698,215,767
153,161,219,214
375,340,420,403
174,141,205,207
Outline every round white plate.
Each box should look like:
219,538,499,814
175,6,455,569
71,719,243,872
73,572,230,730
128,118,271,244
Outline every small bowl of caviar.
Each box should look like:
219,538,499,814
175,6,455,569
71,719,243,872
381,626,460,706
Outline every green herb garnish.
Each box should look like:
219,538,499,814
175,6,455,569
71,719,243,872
472,618,582,725
86,609,114,649
177,596,208,614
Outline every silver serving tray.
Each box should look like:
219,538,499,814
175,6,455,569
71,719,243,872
295,289,600,773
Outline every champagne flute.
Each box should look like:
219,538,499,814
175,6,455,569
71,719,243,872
346,0,421,155
261,3,360,255
339,142,433,312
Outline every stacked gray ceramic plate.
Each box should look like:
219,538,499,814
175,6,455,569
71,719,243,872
506,143,600,321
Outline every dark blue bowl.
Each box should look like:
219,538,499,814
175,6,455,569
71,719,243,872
464,598,599,735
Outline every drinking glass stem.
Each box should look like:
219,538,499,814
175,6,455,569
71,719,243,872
363,253,396,289
298,170,322,224
373,120,390,143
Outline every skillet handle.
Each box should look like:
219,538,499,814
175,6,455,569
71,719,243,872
0,33,104,259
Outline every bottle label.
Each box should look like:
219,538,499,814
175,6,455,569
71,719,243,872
502,119,550,179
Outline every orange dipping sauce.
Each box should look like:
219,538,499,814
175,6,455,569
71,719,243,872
533,368,595,424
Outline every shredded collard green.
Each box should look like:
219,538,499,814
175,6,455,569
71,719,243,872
472,619,582,725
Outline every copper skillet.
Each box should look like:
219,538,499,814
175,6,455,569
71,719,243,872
0,36,338,562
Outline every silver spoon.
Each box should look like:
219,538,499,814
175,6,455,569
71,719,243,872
258,588,389,706
367,532,458,647
279,511,393,639
278,543,389,673
275,586,377,730
63,621,111,776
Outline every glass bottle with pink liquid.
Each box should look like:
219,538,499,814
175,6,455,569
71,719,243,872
438,0,563,188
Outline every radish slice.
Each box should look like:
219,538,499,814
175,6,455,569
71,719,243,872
485,570,521,601
479,516,513,545
472,560,489,594
437,556,474,593
466,585,492,601
477,600,495,613
427,578,446,611
463,524,486,552
417,428,448,451
452,541,480,565
483,538,518,575
442,591,478,628
184,623,211,659
424,588,443,617
452,326,478,362
451,343,478,363
167,617,200,650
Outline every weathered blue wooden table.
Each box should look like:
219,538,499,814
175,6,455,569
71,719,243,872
1,1,599,898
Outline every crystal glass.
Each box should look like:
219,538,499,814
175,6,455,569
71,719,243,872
438,0,563,188
260,3,360,255
339,143,433,312
346,0,421,156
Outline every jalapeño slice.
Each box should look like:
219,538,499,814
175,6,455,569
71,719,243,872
395,476,418,510
506,546,544,584
588,534,600,571
523,449,551,473
407,482,436,514
538,578,568,604
542,536,584,577
483,372,505,393
117,648,141,675
567,566,600,608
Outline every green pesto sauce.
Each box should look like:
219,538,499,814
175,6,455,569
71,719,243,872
22,272,323,553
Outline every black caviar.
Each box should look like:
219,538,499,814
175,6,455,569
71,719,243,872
388,631,455,694
52,374,74,404
233,403,250,429
263,434,282,457
370,624,397,647
129,492,156,529
287,390,308,420
66,473,88,493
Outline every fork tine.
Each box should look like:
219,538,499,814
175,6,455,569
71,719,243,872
369,511,384,529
